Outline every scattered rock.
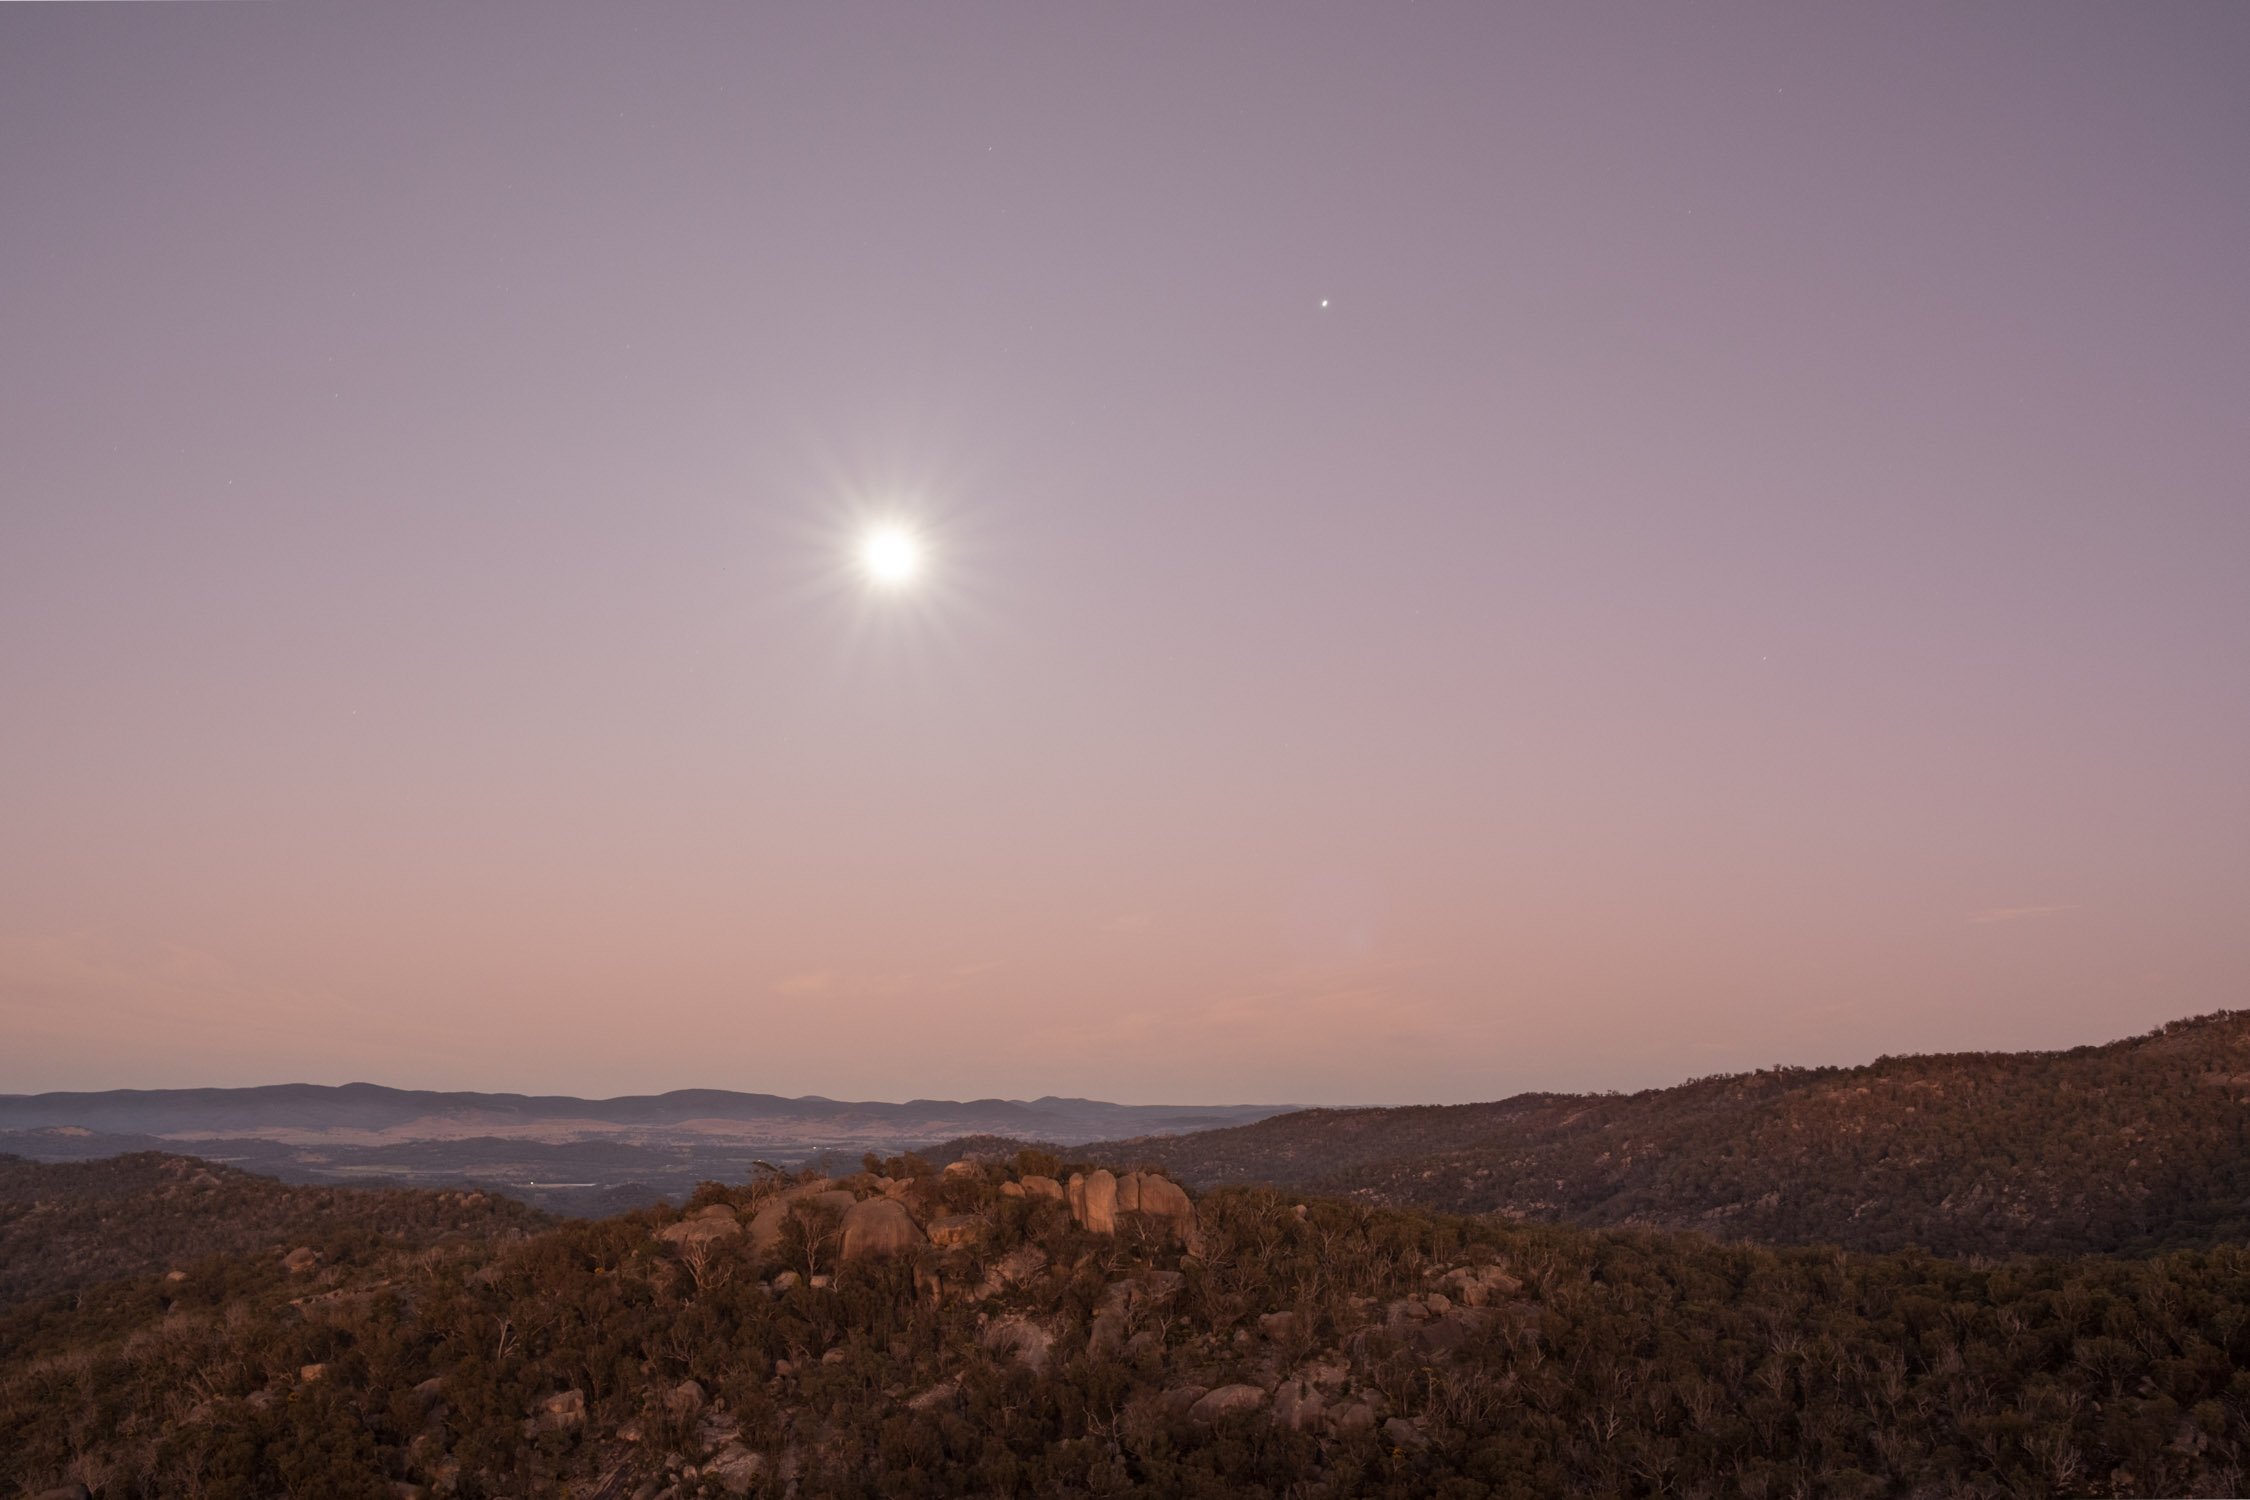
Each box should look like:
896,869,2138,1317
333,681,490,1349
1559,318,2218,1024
976,1244,1049,1298
905,1380,960,1412
281,1247,320,1274
1259,1311,1298,1341
999,1181,1025,1198
840,1197,925,1259
299,1363,327,1382
925,1213,986,1250
165,1269,188,1283
1117,1269,1185,1308
942,1159,980,1179
1384,1415,1429,1450
913,1263,959,1304
706,1443,766,1495
530,1388,585,1433
980,1315,1055,1374
694,1203,738,1220
664,1380,705,1416
1436,1263,1523,1306
1020,1175,1066,1202
1159,1385,1210,1417
1188,1384,1268,1422
771,1270,801,1291
1272,1378,1327,1432
1330,1396,1385,1435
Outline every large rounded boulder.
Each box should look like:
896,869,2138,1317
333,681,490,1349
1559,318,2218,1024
840,1196,926,1259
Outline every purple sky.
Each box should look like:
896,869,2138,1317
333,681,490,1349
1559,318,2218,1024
3,5,2246,1104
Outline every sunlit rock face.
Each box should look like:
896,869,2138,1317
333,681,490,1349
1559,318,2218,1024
839,1196,924,1259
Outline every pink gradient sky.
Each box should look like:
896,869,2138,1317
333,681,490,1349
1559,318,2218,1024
3,5,2246,1104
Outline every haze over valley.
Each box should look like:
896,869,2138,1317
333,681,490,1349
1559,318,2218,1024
0,1086,1284,1214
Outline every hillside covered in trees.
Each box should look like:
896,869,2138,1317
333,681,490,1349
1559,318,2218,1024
1084,1012,2250,1258
0,1153,549,1310
8,1145,2250,1498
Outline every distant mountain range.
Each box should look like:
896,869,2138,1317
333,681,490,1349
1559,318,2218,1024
18,1013,2250,1255
0,1083,1281,1144
1086,1010,2250,1257
0,1084,1287,1214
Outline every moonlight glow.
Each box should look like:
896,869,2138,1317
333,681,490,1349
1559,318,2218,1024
858,523,924,587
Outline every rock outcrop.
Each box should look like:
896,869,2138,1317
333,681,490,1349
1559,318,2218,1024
1272,1378,1326,1431
656,1205,744,1249
1189,1384,1267,1422
839,1197,925,1259
745,1183,825,1255
1129,1172,1202,1250
925,1213,986,1250
705,1443,766,1495
976,1244,1050,1299
1436,1262,1522,1306
1070,1169,1119,1233
527,1389,584,1434
980,1315,1054,1374
905,1380,959,1412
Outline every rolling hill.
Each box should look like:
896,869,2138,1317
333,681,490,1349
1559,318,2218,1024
1087,1011,2250,1257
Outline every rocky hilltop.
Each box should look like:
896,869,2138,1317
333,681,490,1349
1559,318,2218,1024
7,1145,2250,1497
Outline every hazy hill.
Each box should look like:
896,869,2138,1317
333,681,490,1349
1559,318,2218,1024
1088,1011,2250,1257
0,1152,547,1310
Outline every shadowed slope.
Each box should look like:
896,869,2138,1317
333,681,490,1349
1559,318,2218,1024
1089,1012,2250,1256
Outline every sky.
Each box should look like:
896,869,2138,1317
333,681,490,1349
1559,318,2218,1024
3,4,2246,1105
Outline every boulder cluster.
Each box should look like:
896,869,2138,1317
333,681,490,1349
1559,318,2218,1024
649,1156,1204,1273
1063,1167,1203,1251
620,1160,1545,1486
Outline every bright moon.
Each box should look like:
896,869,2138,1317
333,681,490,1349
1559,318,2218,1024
859,524,923,587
